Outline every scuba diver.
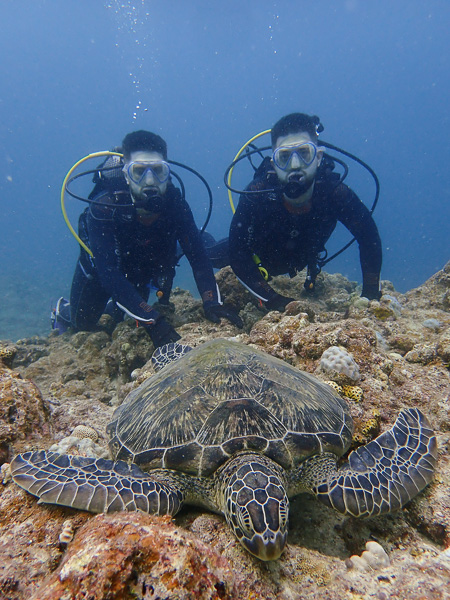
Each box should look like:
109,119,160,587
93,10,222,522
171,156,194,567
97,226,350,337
217,113,382,311
52,130,242,348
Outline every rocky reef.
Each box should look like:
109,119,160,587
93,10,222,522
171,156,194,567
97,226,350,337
0,263,449,599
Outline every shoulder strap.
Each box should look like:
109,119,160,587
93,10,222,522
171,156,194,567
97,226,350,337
89,154,128,199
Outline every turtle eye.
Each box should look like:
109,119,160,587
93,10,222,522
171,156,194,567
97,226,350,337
110,440,120,455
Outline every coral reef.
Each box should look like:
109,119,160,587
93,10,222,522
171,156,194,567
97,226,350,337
0,262,449,599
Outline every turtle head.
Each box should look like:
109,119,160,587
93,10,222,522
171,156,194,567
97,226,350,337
221,455,289,561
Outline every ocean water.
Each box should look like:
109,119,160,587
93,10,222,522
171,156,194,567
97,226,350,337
1,0,449,341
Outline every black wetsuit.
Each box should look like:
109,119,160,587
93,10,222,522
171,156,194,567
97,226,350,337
70,182,219,330
229,158,382,302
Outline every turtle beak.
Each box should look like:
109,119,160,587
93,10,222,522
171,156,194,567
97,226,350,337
241,530,288,561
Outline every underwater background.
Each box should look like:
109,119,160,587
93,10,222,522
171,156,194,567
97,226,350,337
0,0,449,341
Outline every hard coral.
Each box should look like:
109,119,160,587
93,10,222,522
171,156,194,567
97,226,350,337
347,540,390,571
48,434,109,459
319,345,361,385
71,424,99,442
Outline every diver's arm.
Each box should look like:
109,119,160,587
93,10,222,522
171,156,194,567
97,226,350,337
86,214,161,324
176,198,220,307
229,198,279,303
336,186,382,299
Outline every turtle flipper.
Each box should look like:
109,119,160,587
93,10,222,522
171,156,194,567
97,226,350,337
302,408,437,517
151,342,192,372
10,450,184,515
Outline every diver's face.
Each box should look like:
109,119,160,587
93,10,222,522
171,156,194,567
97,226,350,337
272,132,323,188
124,150,169,203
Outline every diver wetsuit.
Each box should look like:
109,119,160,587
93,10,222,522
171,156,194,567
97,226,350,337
229,158,382,303
70,182,220,330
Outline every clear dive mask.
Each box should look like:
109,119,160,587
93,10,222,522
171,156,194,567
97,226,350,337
272,142,318,170
124,160,171,184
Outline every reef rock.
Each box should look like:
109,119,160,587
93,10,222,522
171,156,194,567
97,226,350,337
31,512,236,600
0,263,449,599
0,366,52,463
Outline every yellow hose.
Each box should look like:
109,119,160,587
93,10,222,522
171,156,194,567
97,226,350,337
226,130,272,281
61,151,123,257
227,129,271,213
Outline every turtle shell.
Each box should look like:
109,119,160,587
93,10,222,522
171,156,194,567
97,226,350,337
107,339,353,477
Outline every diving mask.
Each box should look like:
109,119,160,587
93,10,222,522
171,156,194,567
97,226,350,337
272,142,318,170
124,160,171,184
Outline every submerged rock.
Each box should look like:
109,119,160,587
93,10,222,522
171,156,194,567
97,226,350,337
33,512,237,600
0,366,53,462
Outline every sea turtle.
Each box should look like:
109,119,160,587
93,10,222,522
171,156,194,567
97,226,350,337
10,339,437,560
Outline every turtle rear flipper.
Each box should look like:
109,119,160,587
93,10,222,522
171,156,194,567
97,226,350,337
302,408,437,518
11,450,184,515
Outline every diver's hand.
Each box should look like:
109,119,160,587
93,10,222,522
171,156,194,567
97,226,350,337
146,317,181,348
265,293,296,312
204,303,243,329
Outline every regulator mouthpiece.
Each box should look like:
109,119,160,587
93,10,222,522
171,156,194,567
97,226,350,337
135,188,165,212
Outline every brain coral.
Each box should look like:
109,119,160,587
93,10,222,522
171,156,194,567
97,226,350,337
319,345,361,384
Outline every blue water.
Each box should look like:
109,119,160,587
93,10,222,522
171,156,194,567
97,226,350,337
1,1,449,340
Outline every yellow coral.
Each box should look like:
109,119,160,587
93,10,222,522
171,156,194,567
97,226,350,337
342,385,364,402
361,410,381,437
372,306,394,321
0,345,17,367
324,380,363,402
1,462,11,484
0,348,14,358
353,410,381,446
323,380,343,394
348,540,390,571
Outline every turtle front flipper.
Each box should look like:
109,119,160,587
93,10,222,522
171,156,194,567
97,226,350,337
11,450,184,515
301,408,437,518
